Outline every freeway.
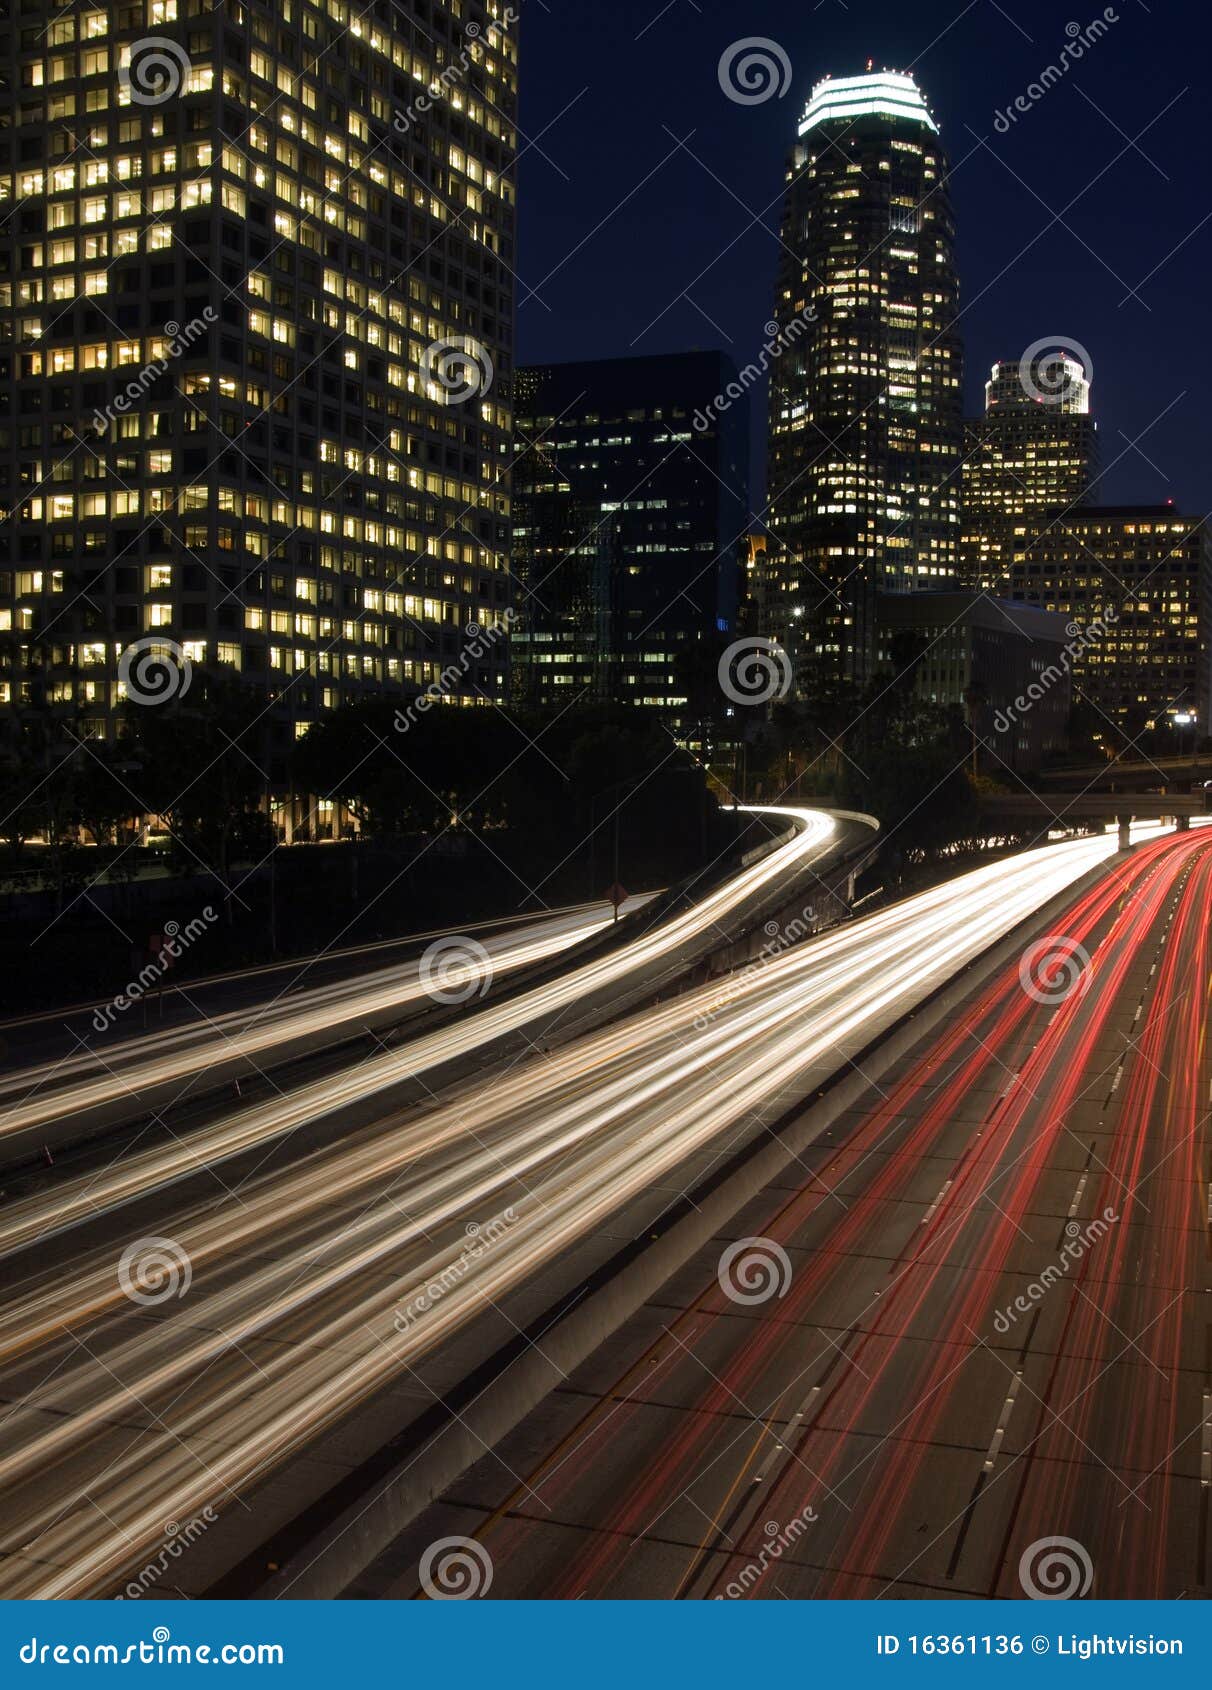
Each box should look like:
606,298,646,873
0,815,1174,1598
0,807,848,1165
362,825,1212,1600
0,901,645,1075
0,807,844,1245
0,898,649,1148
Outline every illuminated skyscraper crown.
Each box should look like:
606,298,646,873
798,70,939,136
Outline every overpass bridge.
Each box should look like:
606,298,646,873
1034,754,1209,790
981,788,1207,848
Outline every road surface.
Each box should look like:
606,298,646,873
0,816,1182,1598
355,826,1212,1600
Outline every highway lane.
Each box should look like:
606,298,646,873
0,806,843,1157
0,902,638,1074
367,826,1212,1600
0,808,839,1252
0,899,648,1142
0,818,1171,1598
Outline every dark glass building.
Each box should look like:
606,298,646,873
511,352,750,714
766,69,963,684
876,589,1073,773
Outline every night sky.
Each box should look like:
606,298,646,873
514,0,1205,513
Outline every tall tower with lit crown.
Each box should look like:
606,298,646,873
765,69,963,684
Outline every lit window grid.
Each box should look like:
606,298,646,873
0,0,519,733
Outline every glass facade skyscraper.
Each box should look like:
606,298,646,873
511,352,750,715
766,69,963,683
961,353,1099,592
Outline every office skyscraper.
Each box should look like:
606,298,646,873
511,352,749,714
766,69,963,684
0,1,518,771
961,352,1099,592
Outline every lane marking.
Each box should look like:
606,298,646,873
921,1178,953,1226
750,1384,822,1487
984,1371,1024,1471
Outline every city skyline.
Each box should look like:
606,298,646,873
2,0,1212,1629
516,0,1202,510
